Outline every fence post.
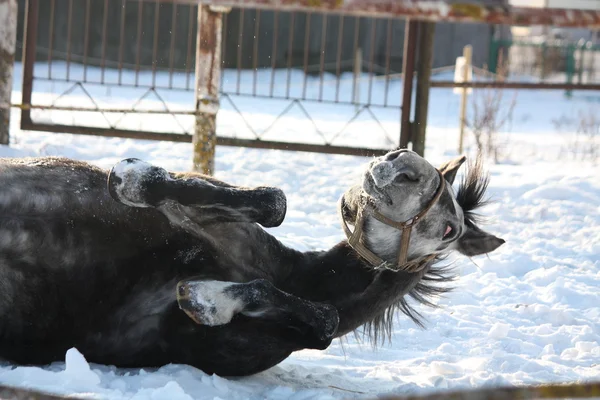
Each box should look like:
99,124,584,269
565,43,575,98
540,41,547,81
399,20,418,149
458,45,472,155
412,21,435,157
0,0,18,145
488,37,498,74
20,0,37,129
587,41,594,83
193,5,225,175
577,39,585,84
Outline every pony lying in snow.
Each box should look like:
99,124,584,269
0,149,503,376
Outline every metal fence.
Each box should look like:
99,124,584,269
489,38,600,87
19,0,407,164
15,0,600,174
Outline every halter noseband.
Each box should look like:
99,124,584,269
340,169,446,273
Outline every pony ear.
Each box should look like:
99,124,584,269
455,223,505,256
439,155,466,185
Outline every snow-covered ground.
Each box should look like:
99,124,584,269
1,63,599,399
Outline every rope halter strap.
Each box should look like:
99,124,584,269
340,169,445,272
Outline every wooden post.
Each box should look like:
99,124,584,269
458,44,472,154
20,0,38,129
399,20,418,149
193,5,224,175
0,0,18,145
412,21,435,157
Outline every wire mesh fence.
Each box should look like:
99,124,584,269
490,37,600,86
18,0,414,156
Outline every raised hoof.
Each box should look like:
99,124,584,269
176,281,239,326
308,303,339,350
108,158,170,208
288,302,338,350
253,187,287,228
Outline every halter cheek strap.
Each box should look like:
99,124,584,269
340,169,445,273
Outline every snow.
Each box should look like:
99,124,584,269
1,62,599,399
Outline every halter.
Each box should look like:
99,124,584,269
340,169,446,273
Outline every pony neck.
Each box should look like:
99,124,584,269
280,241,428,339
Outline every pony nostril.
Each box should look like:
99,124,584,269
385,151,401,161
394,168,422,183
385,149,410,161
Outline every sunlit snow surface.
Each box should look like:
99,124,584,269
1,63,599,399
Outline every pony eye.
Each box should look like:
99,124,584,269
442,224,455,240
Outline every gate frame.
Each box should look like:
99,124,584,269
17,0,600,175
20,0,409,176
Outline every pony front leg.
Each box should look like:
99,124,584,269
177,278,339,350
107,158,286,228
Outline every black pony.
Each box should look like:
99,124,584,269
0,150,503,376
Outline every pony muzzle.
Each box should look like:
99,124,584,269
340,169,445,272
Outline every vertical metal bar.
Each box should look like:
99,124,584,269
285,12,295,98
83,0,92,82
252,10,260,96
152,0,160,87
185,5,195,90
318,14,327,101
194,5,223,175
100,0,108,84
367,18,376,105
270,10,279,97
168,2,178,89
302,12,311,99
47,0,55,79
351,16,360,105
135,0,143,86
488,34,498,75
413,22,435,157
565,43,575,97
577,41,585,85
236,8,244,94
384,18,392,106
353,47,362,108
0,0,18,144
65,0,74,81
399,19,418,149
586,43,594,83
118,0,126,85
540,42,547,81
21,0,38,129
335,15,344,103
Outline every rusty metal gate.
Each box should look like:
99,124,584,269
19,0,406,162
17,0,600,173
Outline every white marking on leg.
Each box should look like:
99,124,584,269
111,159,170,208
184,281,244,326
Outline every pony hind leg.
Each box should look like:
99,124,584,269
107,158,287,228
176,278,339,350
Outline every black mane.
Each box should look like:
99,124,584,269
456,157,491,227
358,261,456,346
359,159,492,346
